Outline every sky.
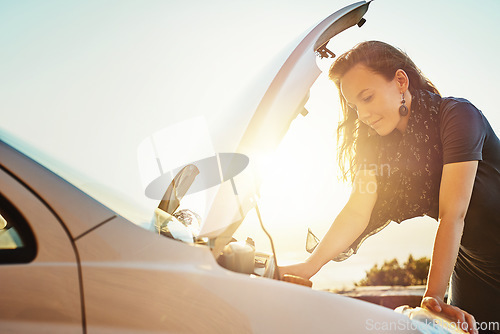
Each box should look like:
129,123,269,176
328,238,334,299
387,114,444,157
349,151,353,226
1,0,499,290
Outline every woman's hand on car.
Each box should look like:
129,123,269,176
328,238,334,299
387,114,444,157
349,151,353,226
421,296,477,334
278,262,317,280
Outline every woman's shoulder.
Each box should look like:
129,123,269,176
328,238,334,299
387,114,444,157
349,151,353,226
440,96,483,117
439,96,489,164
439,96,486,133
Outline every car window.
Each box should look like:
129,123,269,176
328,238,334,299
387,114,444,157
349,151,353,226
0,194,37,264
0,213,23,248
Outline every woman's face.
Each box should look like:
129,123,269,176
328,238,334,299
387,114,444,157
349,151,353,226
340,63,409,136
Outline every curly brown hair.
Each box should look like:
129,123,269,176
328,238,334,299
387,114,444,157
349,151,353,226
329,41,440,183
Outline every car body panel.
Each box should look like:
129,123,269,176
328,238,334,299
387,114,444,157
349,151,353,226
0,167,82,333
76,216,421,333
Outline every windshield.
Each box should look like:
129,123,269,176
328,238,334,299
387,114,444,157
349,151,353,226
0,128,153,227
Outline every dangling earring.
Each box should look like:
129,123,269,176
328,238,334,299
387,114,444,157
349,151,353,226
399,92,408,116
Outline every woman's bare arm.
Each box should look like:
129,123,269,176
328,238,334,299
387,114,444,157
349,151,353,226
279,169,378,279
422,160,478,334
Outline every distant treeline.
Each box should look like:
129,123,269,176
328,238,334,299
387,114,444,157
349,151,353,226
355,255,430,286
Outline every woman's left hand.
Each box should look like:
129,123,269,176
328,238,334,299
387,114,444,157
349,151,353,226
421,296,477,334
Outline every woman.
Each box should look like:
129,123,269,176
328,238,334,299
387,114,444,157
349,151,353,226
280,41,499,334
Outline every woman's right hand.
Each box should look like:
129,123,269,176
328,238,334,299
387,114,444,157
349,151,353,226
278,261,318,280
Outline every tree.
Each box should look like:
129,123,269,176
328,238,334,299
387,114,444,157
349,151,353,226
355,255,430,286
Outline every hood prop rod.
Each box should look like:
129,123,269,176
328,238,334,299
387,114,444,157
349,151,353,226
254,199,280,280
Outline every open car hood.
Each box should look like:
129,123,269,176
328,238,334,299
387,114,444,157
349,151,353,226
140,1,371,255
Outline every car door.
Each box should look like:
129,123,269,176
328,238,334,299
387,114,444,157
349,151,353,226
0,167,83,334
